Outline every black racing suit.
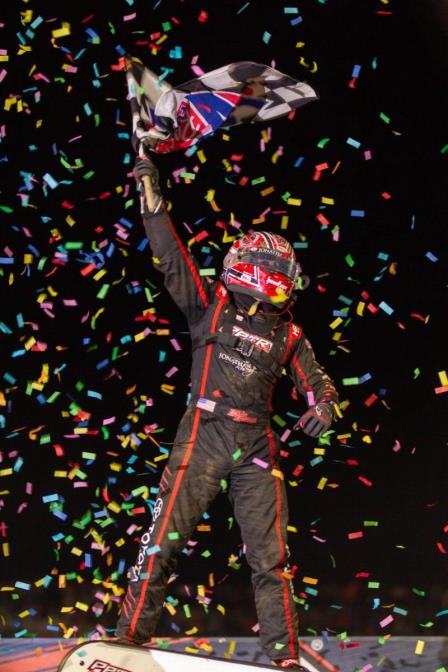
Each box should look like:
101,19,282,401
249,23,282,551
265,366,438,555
116,203,339,660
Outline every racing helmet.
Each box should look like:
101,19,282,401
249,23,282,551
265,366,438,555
222,231,300,306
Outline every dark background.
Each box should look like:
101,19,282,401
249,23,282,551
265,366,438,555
0,0,447,641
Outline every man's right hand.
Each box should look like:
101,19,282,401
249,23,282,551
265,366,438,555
134,156,163,214
134,156,160,187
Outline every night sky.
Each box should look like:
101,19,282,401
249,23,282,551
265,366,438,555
0,0,447,641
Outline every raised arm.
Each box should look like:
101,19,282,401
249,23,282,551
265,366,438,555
134,157,215,324
289,328,339,437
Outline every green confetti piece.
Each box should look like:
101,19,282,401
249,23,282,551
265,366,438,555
317,137,330,148
0,205,14,213
412,587,426,597
232,448,242,461
342,377,360,386
440,144,448,154
272,414,287,427
183,604,191,618
345,254,355,267
368,581,380,589
65,242,84,250
379,112,391,124
363,520,379,527
201,549,211,558
168,531,180,540
96,284,110,299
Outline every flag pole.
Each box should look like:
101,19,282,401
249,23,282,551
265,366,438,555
142,176,156,212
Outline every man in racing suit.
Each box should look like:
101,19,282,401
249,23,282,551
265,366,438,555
116,158,339,670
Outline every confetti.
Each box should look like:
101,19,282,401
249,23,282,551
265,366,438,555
0,0,444,651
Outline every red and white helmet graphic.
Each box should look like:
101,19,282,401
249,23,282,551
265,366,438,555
222,231,300,305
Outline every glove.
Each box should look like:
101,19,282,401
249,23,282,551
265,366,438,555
134,157,163,213
134,156,160,187
296,403,333,438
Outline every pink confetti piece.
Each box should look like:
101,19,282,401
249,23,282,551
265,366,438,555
252,457,268,469
379,614,394,628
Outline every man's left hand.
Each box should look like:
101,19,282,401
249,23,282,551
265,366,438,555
296,403,333,438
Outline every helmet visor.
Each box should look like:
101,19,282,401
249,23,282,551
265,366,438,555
236,251,298,281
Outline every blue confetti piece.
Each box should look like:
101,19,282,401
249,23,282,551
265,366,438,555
352,64,362,78
42,494,59,503
379,301,394,315
358,373,372,384
346,137,361,148
425,251,438,262
350,209,365,217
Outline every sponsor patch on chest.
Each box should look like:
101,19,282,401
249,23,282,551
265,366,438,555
232,326,273,352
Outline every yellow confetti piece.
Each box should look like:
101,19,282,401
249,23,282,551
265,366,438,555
197,149,206,163
154,453,169,462
362,435,372,444
438,371,448,386
356,301,365,316
109,462,122,472
165,602,176,616
330,317,343,329
415,640,425,655
303,576,318,585
52,22,71,39
314,448,326,455
287,525,298,533
0,469,13,477
75,602,89,612
93,269,107,281
24,336,36,350
91,307,105,329
71,547,82,557
317,477,328,490
271,468,284,480
287,197,302,206
321,196,335,205
216,604,225,614
2,543,9,558
280,215,289,230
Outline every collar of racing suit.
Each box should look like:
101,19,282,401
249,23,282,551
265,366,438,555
232,292,282,336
